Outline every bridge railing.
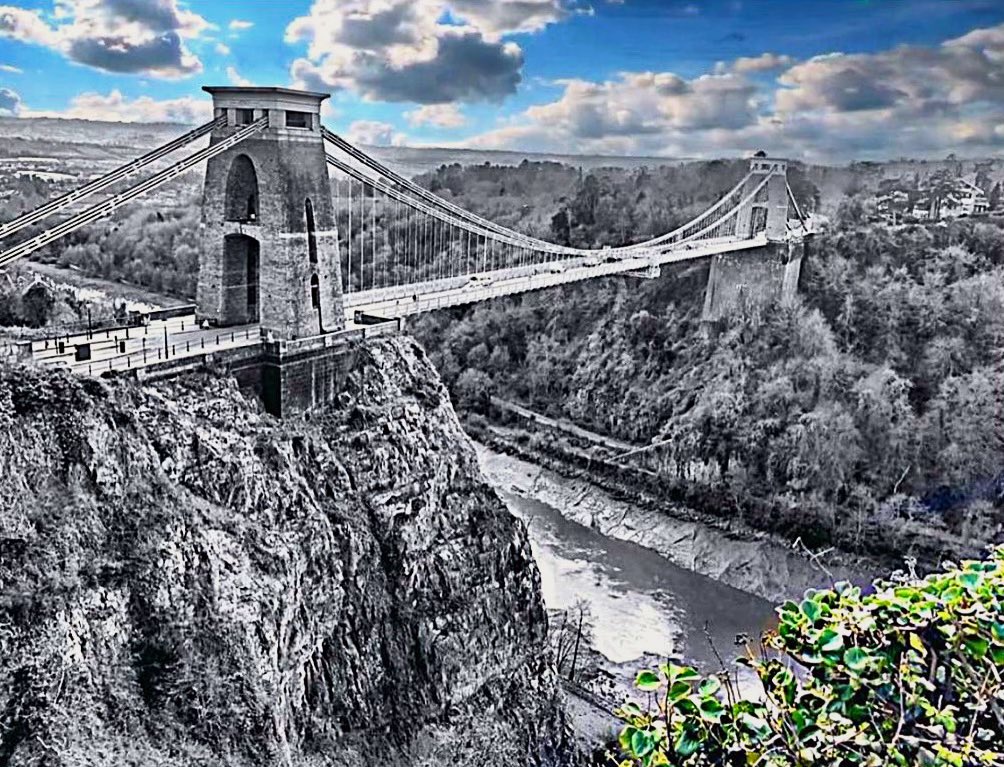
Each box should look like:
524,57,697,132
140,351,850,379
262,317,406,359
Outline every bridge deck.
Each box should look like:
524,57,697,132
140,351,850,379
343,235,767,319
25,234,769,377
28,315,260,376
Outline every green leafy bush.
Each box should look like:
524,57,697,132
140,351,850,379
615,548,1004,766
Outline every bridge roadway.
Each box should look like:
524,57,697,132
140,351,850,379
343,234,767,319
28,314,260,376
27,234,768,376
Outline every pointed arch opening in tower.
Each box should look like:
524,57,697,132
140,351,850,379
305,198,317,263
222,233,260,323
225,154,259,223
310,273,322,334
310,273,320,309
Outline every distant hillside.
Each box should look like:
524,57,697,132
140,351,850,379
1,115,1001,214
0,117,185,160
805,158,1004,212
366,144,689,178
0,116,686,173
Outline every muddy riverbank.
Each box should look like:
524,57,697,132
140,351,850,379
477,444,878,607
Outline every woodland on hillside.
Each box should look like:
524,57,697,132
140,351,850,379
405,163,1004,555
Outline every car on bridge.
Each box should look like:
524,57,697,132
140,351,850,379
465,274,495,288
600,245,623,264
547,263,566,274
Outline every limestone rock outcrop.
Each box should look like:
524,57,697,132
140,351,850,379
0,337,567,766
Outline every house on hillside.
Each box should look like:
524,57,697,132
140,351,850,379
874,174,990,223
911,198,934,220
875,188,912,224
939,177,990,218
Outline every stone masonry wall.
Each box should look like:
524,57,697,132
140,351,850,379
198,127,345,339
701,240,805,322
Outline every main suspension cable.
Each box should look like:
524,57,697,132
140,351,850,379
0,115,227,241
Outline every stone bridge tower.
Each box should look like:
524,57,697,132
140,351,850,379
736,156,789,242
196,86,345,340
702,155,807,323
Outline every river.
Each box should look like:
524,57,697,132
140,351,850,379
480,447,781,709
476,441,877,714
501,487,775,672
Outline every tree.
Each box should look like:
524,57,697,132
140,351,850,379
454,368,493,413
990,182,1001,212
550,208,571,245
20,283,55,328
549,600,595,683
921,367,1004,490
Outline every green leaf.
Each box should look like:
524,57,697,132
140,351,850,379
698,677,721,697
618,726,636,753
801,598,822,623
616,701,643,719
963,635,989,659
669,664,701,683
942,586,963,603
630,727,654,758
780,600,799,615
668,680,691,702
959,572,981,590
739,712,771,739
992,622,1004,642
674,727,703,757
699,697,725,722
635,670,661,692
843,647,870,672
819,629,843,652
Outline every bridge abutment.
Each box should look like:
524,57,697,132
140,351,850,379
261,345,358,418
701,238,807,323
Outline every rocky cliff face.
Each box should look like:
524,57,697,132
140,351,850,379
0,337,567,766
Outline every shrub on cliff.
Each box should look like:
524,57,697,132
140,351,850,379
615,548,1004,766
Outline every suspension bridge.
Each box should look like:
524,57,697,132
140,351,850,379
1,86,811,415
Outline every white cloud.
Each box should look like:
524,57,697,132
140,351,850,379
228,19,253,31
461,21,1004,162
23,89,212,123
0,0,210,78
776,25,1004,117
285,0,580,103
215,42,230,55
461,70,760,157
446,0,586,39
226,65,253,87
0,6,60,47
345,119,408,146
0,86,21,115
0,63,21,73
405,103,466,128
731,52,795,73
526,70,756,136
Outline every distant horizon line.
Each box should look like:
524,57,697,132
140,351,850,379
0,114,997,170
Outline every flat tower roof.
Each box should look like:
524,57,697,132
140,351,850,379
202,86,330,101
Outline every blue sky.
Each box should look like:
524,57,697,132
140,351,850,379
1,0,1004,161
